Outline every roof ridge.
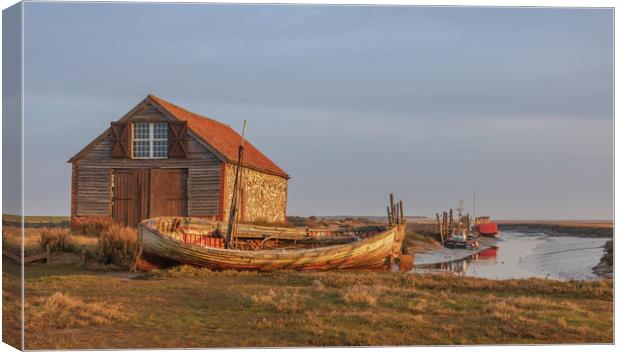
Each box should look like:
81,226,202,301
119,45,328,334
148,94,233,129
146,94,289,179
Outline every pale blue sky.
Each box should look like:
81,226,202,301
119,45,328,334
17,3,613,219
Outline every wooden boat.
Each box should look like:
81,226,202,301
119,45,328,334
443,230,471,249
133,216,406,271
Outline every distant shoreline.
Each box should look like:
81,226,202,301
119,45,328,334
495,220,612,228
498,223,612,238
2,214,613,233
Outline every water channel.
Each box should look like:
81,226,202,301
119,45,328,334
412,230,609,280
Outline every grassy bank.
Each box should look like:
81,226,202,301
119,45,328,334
403,223,442,255
3,259,612,349
3,214,70,227
593,240,613,278
498,221,612,238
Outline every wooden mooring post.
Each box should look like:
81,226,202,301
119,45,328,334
436,213,443,243
389,194,395,223
444,212,448,242
385,193,406,271
387,194,405,225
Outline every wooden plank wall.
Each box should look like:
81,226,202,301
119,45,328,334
187,167,221,216
74,103,222,218
129,103,165,121
76,168,110,215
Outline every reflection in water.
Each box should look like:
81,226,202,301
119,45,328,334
416,247,498,276
411,231,608,280
476,247,498,260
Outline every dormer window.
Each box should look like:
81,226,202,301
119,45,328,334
132,122,168,159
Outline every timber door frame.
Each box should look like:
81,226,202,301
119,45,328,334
149,168,189,218
111,169,149,227
111,168,188,226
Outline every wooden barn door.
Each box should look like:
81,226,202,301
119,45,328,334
112,169,149,227
149,169,188,218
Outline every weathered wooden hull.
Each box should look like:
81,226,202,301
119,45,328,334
136,217,406,271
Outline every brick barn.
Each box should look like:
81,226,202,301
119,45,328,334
68,95,289,227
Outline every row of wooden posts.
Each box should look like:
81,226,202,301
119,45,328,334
387,194,405,226
435,209,453,243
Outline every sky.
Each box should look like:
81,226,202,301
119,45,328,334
13,3,613,219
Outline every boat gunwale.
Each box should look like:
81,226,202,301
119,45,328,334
139,217,398,258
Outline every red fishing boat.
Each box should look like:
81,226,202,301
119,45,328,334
474,216,499,237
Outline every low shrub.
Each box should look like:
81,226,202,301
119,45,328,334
2,237,20,256
72,217,112,235
39,228,75,252
97,224,138,269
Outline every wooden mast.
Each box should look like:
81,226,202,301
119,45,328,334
472,191,476,226
225,120,247,249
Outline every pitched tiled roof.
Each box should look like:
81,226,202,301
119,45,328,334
148,95,289,179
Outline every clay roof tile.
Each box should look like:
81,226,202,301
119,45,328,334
148,95,289,179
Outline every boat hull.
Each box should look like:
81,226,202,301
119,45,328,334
135,218,406,271
475,222,499,237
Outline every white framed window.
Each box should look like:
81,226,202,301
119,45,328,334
132,122,168,159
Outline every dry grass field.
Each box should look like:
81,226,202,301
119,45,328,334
2,215,70,226
1,258,613,349
2,224,98,257
2,219,613,349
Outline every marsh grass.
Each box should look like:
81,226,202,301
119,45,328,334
399,227,442,255
9,260,613,349
342,285,380,306
3,271,21,349
3,225,43,256
40,228,74,252
27,292,126,330
154,265,262,278
71,217,112,235
247,287,305,313
3,225,99,260
96,224,137,268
